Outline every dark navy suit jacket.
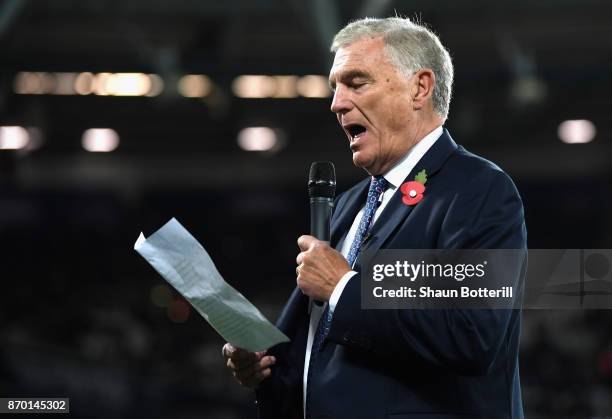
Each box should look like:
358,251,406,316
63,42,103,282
256,130,527,419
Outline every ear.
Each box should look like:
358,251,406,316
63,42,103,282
411,69,435,111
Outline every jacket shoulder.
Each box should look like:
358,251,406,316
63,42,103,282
443,145,520,196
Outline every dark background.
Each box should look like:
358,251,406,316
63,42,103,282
1,0,612,418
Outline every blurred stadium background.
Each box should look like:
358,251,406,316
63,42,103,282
1,0,611,418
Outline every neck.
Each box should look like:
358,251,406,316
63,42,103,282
365,114,443,176
386,116,442,171
414,113,444,143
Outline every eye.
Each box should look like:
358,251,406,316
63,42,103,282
350,80,368,90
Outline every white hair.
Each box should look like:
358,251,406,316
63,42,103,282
331,17,454,120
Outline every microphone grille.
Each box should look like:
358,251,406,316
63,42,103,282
308,161,336,198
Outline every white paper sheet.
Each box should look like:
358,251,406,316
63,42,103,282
134,218,289,352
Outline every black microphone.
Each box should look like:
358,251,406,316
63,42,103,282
308,162,336,307
308,161,336,243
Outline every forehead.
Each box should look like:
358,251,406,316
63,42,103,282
329,37,390,79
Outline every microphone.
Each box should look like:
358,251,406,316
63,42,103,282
308,162,336,307
308,161,336,243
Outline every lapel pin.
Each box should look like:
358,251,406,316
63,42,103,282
400,169,427,206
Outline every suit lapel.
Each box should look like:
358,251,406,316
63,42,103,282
276,286,309,335
330,178,370,249
355,129,458,268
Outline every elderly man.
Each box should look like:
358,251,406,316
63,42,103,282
223,17,526,419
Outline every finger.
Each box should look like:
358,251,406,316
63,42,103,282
297,277,312,296
224,343,247,359
222,343,234,359
230,347,258,362
233,350,265,369
259,355,276,369
246,355,276,375
235,355,276,380
297,235,317,251
227,356,256,371
240,358,275,386
223,343,247,359
296,252,305,265
227,358,242,371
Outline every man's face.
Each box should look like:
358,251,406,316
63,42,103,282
329,37,419,175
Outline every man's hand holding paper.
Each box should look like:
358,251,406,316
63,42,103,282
222,343,276,388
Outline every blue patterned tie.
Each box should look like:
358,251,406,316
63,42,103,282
346,175,390,268
305,175,389,418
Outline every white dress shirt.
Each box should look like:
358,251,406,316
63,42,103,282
302,125,443,416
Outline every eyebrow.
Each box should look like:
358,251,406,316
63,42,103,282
329,69,373,90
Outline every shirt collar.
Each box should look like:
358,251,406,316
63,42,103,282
380,125,444,189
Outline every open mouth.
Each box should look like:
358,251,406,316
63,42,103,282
345,123,367,140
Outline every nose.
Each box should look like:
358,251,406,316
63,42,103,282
330,85,352,114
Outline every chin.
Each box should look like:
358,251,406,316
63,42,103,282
352,153,375,173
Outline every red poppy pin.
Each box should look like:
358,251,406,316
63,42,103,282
400,169,427,206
